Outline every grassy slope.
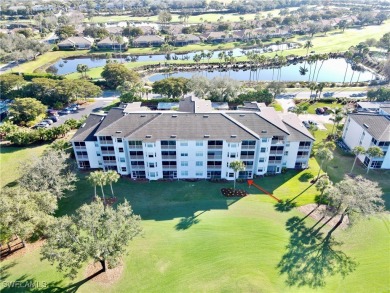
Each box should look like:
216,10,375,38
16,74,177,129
0,144,47,187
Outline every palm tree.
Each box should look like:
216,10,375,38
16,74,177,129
89,171,108,203
218,51,226,66
365,146,384,174
229,160,246,190
115,35,124,62
350,146,366,174
315,82,326,100
106,170,120,197
302,39,314,71
315,53,329,82
343,51,353,85
330,108,344,138
87,171,100,198
315,175,332,205
316,148,333,180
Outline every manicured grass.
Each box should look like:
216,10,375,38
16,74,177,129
0,144,47,187
2,176,389,292
297,101,346,114
271,100,283,112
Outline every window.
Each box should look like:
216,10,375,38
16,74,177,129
180,141,188,146
181,170,188,176
196,141,203,146
96,152,101,156
181,161,188,166
228,172,234,177
261,138,268,142
258,168,263,172
284,151,288,156
181,152,188,157
149,172,156,178
196,151,203,157
378,141,390,146
371,138,378,145
299,141,311,147
128,141,142,147
260,147,266,153
208,140,223,146
196,171,203,176
244,161,253,166
117,138,123,143
131,161,145,166
230,143,237,148
259,157,265,163
121,167,126,172
196,161,203,166
76,151,88,156
371,161,383,169
147,143,154,148
118,147,124,153
230,153,236,158
129,151,143,156
74,142,86,147
120,157,125,162
149,162,156,168
286,142,290,147
148,153,154,158
94,142,99,147
242,140,256,146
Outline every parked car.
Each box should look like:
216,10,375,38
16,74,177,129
42,119,54,125
48,115,59,122
308,120,318,126
323,92,334,97
288,106,296,112
59,109,71,115
33,122,49,129
302,121,310,128
315,107,325,114
69,103,80,109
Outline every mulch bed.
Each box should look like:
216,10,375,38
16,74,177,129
298,204,350,229
90,196,118,206
221,188,248,197
85,261,124,286
1,237,44,261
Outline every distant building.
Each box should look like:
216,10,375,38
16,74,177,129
57,37,94,50
97,36,128,50
173,34,201,46
71,99,315,180
342,110,390,170
132,35,165,47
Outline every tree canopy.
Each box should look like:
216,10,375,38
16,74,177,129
9,97,47,125
41,198,142,279
0,74,25,99
152,77,190,99
101,63,140,90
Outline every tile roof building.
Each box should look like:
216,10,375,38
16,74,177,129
71,100,315,180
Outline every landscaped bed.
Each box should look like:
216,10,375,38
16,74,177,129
221,187,248,197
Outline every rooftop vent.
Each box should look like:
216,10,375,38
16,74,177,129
261,130,267,133
203,115,209,118
81,123,86,128
146,135,152,138
231,135,237,138
363,123,369,128
100,117,104,121
204,134,210,138
239,114,245,117
116,131,122,133
172,115,178,118
171,135,177,138
140,115,146,117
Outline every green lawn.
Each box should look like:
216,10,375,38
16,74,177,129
297,101,346,114
0,144,47,187
1,176,389,293
1,123,390,292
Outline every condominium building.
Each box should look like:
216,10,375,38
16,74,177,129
342,107,390,170
71,98,314,180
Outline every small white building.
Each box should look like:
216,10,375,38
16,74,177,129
342,112,390,170
71,100,315,180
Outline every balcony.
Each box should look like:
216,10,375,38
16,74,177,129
269,150,284,155
161,145,176,150
129,155,144,160
100,140,113,145
74,145,86,150
268,160,282,164
162,155,177,160
271,140,285,145
128,145,143,149
240,155,254,160
103,160,117,164
241,145,256,150
101,150,115,155
298,146,311,150
208,155,222,160
76,155,89,160
208,145,223,149
207,166,222,170
131,165,145,170
162,165,177,170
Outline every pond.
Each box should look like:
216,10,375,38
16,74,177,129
49,43,297,75
149,59,376,83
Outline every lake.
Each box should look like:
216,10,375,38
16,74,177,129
149,59,376,83
49,43,297,75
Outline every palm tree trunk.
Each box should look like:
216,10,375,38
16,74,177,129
351,156,358,174
317,161,323,180
366,159,371,174
315,61,324,82
100,184,106,203
349,70,355,85
233,174,236,190
110,183,114,197
342,65,348,85
94,185,97,197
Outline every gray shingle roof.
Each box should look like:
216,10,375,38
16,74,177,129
133,35,164,43
280,113,315,141
228,112,289,137
126,113,259,142
349,114,390,141
71,114,104,142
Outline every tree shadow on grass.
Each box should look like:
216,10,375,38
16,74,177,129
1,269,104,293
274,200,297,212
175,215,200,230
277,216,358,289
298,172,314,182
